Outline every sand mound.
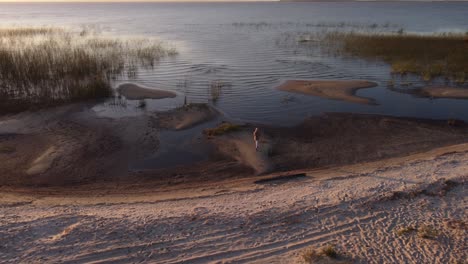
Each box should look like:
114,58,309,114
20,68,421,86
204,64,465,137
117,83,176,100
277,80,378,104
210,129,273,175
420,86,468,99
157,104,218,130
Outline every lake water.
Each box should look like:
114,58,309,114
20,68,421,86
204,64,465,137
2,2,468,125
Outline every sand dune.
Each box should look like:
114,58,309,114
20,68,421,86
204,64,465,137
117,83,177,100
276,80,378,105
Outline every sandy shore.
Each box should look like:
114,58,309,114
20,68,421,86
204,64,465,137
419,86,468,99
1,104,467,263
117,83,177,100
276,80,378,105
1,144,466,263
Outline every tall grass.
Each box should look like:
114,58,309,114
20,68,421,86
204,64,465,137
0,26,177,113
322,32,468,83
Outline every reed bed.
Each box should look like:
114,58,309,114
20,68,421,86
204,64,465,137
0,26,177,113
322,32,468,82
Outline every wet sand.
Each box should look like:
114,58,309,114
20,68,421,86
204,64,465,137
276,80,378,105
117,83,177,100
157,103,218,130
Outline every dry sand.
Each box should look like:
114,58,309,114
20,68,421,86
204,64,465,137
419,86,468,99
276,80,378,105
117,83,177,100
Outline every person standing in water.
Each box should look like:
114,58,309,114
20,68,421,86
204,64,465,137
253,127,260,151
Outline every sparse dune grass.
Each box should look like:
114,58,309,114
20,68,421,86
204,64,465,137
396,225,416,236
323,32,468,83
0,26,177,113
301,245,351,264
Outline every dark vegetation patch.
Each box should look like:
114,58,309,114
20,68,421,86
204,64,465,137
301,245,352,264
0,27,177,114
203,122,242,137
388,179,460,201
322,32,468,83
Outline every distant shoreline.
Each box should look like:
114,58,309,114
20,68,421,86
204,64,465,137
2,1,468,3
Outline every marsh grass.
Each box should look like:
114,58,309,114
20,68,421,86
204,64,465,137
209,80,230,103
322,32,468,83
0,26,177,113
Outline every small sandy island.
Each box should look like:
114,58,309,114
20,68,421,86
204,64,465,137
117,83,177,100
277,80,378,105
419,86,468,99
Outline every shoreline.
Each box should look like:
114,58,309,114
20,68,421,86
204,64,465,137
1,103,467,190
1,142,466,263
1,102,467,263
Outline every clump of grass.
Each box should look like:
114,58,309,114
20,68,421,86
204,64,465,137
0,26,177,113
204,122,241,137
322,32,468,83
301,245,349,264
396,225,416,236
321,244,338,258
209,80,230,103
301,248,318,263
418,225,439,239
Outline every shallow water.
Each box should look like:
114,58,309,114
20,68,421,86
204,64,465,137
2,2,468,125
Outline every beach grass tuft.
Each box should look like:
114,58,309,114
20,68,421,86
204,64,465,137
301,245,350,263
321,244,338,258
322,32,468,83
0,26,177,113
396,225,416,236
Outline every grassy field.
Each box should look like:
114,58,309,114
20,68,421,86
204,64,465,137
322,32,468,83
0,27,177,113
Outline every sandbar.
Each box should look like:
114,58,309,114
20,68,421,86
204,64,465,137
117,83,176,100
277,80,378,104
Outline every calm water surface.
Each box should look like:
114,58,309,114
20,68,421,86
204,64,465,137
2,2,468,125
